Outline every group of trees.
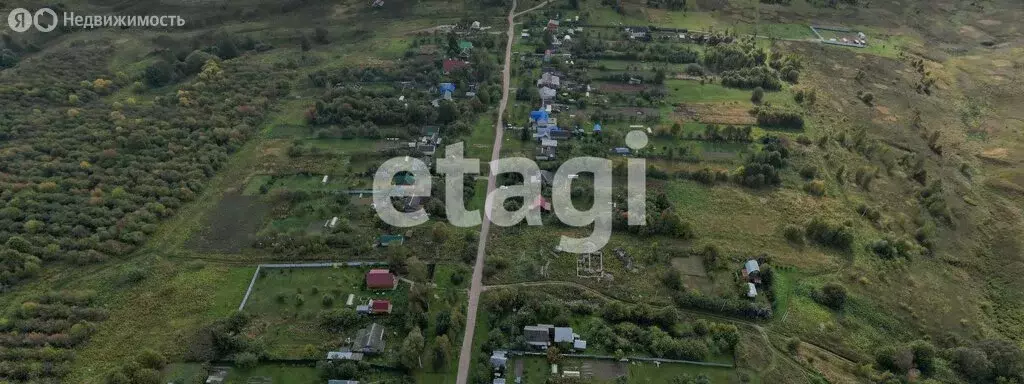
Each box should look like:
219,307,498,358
874,338,1024,384
0,291,104,382
102,349,168,384
0,38,290,287
751,105,805,129
720,66,783,90
739,136,790,188
612,192,695,239
804,217,855,251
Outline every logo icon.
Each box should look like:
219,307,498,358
7,7,58,33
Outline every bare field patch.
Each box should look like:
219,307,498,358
675,103,757,125
186,193,270,253
671,256,707,277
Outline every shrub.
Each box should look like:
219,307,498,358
812,283,847,310
751,87,764,103
799,166,818,179
783,225,804,245
294,294,305,306
321,295,334,307
804,180,825,196
805,218,854,251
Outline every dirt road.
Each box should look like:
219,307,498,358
454,0,518,382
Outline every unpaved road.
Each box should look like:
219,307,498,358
454,0,518,382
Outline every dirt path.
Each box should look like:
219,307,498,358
455,0,519,382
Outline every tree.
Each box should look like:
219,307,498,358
570,0,580,9
216,35,240,59
438,100,459,124
813,283,847,310
399,326,425,369
300,34,311,52
0,48,19,68
952,347,993,381
432,335,453,369
143,61,174,87
546,345,562,364
407,256,428,282
751,86,765,103
236,352,259,368
183,50,217,75
654,69,666,85
313,27,329,44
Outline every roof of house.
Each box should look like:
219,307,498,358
553,327,574,343
524,325,551,343
539,87,556,99
370,299,391,312
593,123,602,131
541,139,558,147
439,83,456,93
328,381,360,384
353,323,385,353
458,40,473,50
443,59,469,73
530,109,549,122
538,73,560,87
366,269,396,289
613,147,631,154
494,379,506,384
490,350,508,367
745,260,760,273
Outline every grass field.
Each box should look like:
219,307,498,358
509,356,745,383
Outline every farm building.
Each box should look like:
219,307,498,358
351,323,386,354
365,269,397,290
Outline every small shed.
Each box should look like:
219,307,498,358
613,147,631,155
327,350,364,361
593,123,602,133
322,175,329,184
573,339,587,350
747,283,758,298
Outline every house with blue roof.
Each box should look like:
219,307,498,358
529,110,549,123
439,83,456,100
593,123,602,133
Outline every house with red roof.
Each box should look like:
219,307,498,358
369,299,392,314
443,59,470,74
366,269,397,290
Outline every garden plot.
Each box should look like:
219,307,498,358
241,266,407,359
